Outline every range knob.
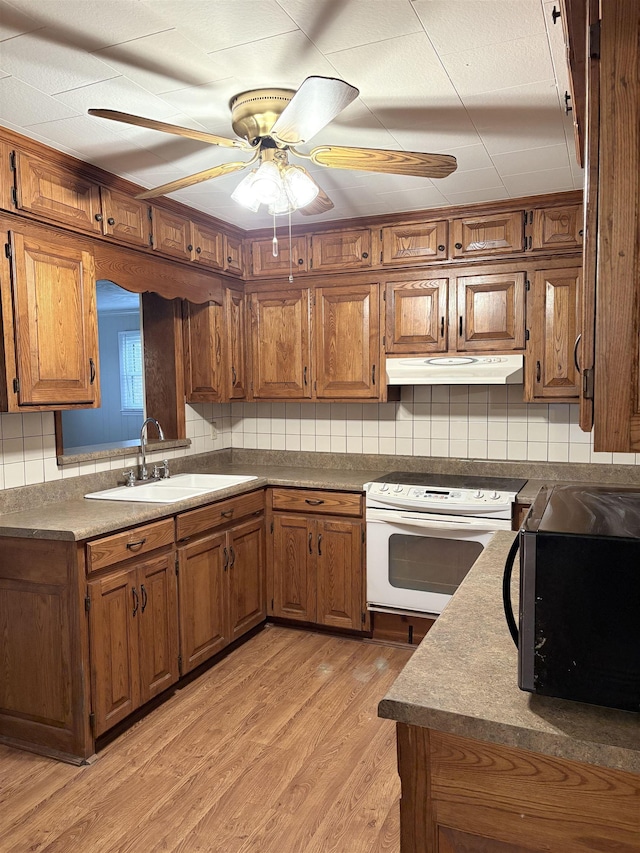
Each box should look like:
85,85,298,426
393,484,403,493
490,491,501,500
380,484,390,492
473,489,485,499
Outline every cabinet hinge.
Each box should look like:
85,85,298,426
309,258,313,269
270,520,274,534
9,150,16,171
589,20,601,59
10,187,17,207
382,335,386,346
175,553,179,575
582,367,594,400
5,242,11,259
84,595,91,612
178,654,182,672
149,234,154,247
362,528,365,543
12,377,19,394
525,279,530,291
380,251,383,263
361,611,366,625
147,206,153,220
89,712,96,735
382,290,386,301
271,598,274,610
525,329,530,342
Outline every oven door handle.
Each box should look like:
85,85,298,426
366,509,509,531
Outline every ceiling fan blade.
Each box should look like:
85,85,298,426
88,109,253,150
308,145,457,178
135,161,251,200
270,76,359,145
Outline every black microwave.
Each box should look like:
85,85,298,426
503,484,640,712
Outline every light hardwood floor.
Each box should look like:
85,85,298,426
0,625,413,852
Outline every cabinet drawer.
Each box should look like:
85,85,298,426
271,488,363,517
176,489,264,541
87,518,175,573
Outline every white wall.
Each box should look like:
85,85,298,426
1,386,639,492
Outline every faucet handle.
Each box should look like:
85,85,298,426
162,459,170,479
123,470,136,487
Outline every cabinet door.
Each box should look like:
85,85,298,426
10,230,99,406
525,267,581,401
385,278,448,353
271,514,315,622
311,229,371,271
455,271,525,352
137,552,179,703
151,207,191,260
451,211,523,258
315,284,380,399
178,532,228,674
228,517,265,642
251,235,308,276
14,151,102,234
530,205,583,251
88,569,140,737
382,221,448,265
226,287,247,399
224,234,244,276
99,187,149,247
183,300,224,403
316,518,363,631
250,289,311,399
191,221,224,270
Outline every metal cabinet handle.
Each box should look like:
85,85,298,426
132,587,139,616
229,547,235,568
372,364,376,385
305,498,324,506
317,534,322,556
536,360,541,382
564,91,572,114
89,358,96,385
221,509,234,518
459,316,463,337
552,4,561,23
141,584,147,613
223,547,229,570
303,366,308,386
574,334,582,373
231,365,237,385
126,538,147,550
440,316,445,337
308,532,313,554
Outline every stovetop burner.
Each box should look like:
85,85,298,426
375,471,527,493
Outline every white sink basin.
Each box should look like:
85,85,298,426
85,474,258,503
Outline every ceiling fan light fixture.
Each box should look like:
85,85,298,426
251,159,282,204
282,164,319,209
268,181,295,215
230,169,260,211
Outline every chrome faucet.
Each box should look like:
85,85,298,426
139,417,165,481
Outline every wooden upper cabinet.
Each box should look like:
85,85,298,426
315,284,380,399
530,204,583,251
524,265,581,402
382,221,448,265
385,277,448,353
224,233,244,276
14,151,102,234
250,288,311,399
225,287,247,399
151,207,191,260
250,235,308,276
99,188,149,248
311,228,372,272
451,211,524,258
190,221,224,270
455,270,526,352
8,228,100,407
182,299,224,403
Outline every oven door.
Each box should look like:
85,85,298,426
366,508,508,616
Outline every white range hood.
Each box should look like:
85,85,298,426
386,354,524,386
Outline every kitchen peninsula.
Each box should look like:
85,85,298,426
379,530,640,853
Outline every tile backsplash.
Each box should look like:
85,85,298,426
1,385,639,491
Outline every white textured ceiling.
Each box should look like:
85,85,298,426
0,0,583,230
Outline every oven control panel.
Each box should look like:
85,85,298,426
364,481,517,516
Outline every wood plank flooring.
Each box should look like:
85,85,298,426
0,626,413,853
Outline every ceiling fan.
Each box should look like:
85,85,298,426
88,76,457,217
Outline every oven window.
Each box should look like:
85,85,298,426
388,534,484,596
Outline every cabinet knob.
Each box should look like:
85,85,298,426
94,213,103,222
187,244,193,252
455,242,462,250
578,229,583,237
227,256,233,264
437,244,445,252
298,258,304,265
107,217,115,226
196,246,202,253
362,252,368,259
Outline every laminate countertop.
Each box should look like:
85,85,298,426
378,530,640,775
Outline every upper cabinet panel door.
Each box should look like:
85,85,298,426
14,151,102,234
456,271,526,352
315,284,380,399
385,278,448,353
224,234,244,276
183,299,224,403
382,221,448,265
451,212,524,258
225,288,247,399
531,205,584,251
251,235,308,276
99,188,149,248
10,230,100,406
191,221,224,270
250,289,311,399
151,207,191,260
311,229,372,272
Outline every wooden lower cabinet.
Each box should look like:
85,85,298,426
396,725,639,853
88,550,179,737
269,488,366,631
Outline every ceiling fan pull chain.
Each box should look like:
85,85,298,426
288,209,294,283
272,214,278,257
